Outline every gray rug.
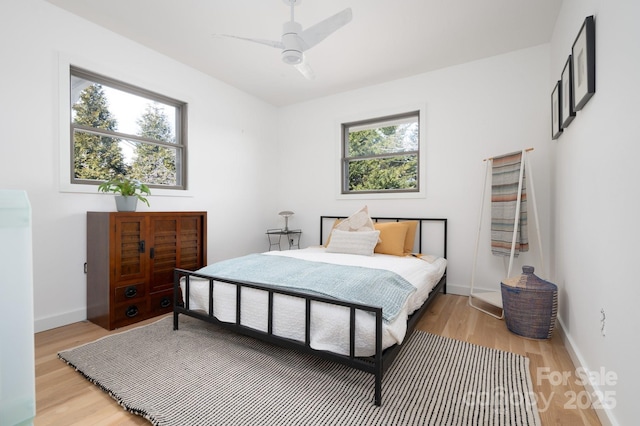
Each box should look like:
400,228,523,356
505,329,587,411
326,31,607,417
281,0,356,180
59,316,541,425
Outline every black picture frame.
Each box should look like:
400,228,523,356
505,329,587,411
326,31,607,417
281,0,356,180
572,15,596,111
551,80,563,140
561,55,576,128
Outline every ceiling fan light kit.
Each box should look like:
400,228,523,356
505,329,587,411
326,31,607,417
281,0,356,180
281,21,304,65
215,0,352,79
282,50,303,65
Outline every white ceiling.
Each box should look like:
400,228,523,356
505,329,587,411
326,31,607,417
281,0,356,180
45,0,562,107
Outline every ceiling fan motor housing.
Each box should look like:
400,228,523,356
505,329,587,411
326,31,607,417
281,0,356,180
281,21,303,65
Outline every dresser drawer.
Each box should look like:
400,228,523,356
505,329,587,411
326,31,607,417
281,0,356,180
150,290,175,316
114,283,146,304
113,302,149,328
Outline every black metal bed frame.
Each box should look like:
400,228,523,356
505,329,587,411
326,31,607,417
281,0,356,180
173,216,447,406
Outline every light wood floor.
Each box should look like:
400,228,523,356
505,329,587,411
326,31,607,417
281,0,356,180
34,294,601,425
416,294,601,425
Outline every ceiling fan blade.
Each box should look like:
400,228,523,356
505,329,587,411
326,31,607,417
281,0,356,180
213,34,283,49
294,55,316,80
298,8,352,51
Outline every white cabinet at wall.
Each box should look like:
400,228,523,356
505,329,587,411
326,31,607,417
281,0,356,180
0,190,35,425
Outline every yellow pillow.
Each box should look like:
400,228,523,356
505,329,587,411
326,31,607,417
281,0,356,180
403,221,418,254
374,222,409,256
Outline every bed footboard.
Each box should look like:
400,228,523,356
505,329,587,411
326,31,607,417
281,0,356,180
173,269,386,405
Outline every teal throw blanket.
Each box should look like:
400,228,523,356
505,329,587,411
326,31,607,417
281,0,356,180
197,254,416,322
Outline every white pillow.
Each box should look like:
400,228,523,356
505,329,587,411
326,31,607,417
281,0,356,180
334,205,375,232
326,229,381,256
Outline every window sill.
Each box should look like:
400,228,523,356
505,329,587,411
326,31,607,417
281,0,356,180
59,182,193,198
335,190,426,200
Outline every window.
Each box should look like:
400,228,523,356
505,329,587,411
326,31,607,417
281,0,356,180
70,66,187,189
341,111,420,194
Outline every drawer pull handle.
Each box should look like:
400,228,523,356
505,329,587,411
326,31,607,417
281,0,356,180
160,297,171,308
125,306,139,318
124,286,137,298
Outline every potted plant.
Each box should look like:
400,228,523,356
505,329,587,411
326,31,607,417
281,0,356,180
98,176,151,212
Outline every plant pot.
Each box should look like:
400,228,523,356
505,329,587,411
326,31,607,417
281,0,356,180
115,196,138,212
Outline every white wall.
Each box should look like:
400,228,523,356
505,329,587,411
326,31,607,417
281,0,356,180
276,44,552,295
550,1,640,425
4,1,635,422
0,0,280,332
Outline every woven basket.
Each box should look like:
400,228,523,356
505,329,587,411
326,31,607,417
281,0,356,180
501,266,558,339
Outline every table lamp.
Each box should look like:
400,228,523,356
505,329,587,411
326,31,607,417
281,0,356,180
279,210,294,232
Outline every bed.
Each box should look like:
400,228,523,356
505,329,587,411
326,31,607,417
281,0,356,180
173,215,447,406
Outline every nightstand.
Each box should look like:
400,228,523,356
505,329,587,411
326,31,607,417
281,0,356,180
266,229,301,250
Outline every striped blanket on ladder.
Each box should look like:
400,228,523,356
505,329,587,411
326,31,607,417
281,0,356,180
491,151,529,256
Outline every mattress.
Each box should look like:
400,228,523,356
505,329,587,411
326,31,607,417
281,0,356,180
180,246,447,356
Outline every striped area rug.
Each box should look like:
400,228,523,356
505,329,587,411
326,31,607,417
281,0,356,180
59,316,541,425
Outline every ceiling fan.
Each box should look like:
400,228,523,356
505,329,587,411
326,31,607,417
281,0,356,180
215,0,353,80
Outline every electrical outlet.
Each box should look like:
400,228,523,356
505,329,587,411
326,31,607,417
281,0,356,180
600,308,606,337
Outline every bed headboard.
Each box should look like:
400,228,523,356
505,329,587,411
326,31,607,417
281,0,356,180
320,216,447,258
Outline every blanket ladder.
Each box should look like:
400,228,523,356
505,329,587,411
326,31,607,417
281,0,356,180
469,148,544,318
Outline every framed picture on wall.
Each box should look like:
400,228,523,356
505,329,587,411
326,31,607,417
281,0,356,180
572,15,596,110
561,55,576,128
551,80,563,140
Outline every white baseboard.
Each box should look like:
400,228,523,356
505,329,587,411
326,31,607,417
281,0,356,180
444,282,472,296
28,284,486,333
34,308,86,333
555,318,618,426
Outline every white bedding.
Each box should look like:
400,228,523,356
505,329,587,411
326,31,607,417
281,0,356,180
180,246,447,356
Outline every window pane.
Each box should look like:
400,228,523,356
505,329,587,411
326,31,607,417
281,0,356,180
73,130,178,186
347,155,418,192
71,80,176,143
347,119,418,157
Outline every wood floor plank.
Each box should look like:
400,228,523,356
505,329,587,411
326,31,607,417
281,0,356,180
34,295,601,425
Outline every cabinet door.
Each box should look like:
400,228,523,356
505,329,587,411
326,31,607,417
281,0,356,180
149,216,179,294
113,216,147,284
178,215,204,271
148,214,206,294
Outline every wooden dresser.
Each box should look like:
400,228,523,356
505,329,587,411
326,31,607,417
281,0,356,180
86,211,207,330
